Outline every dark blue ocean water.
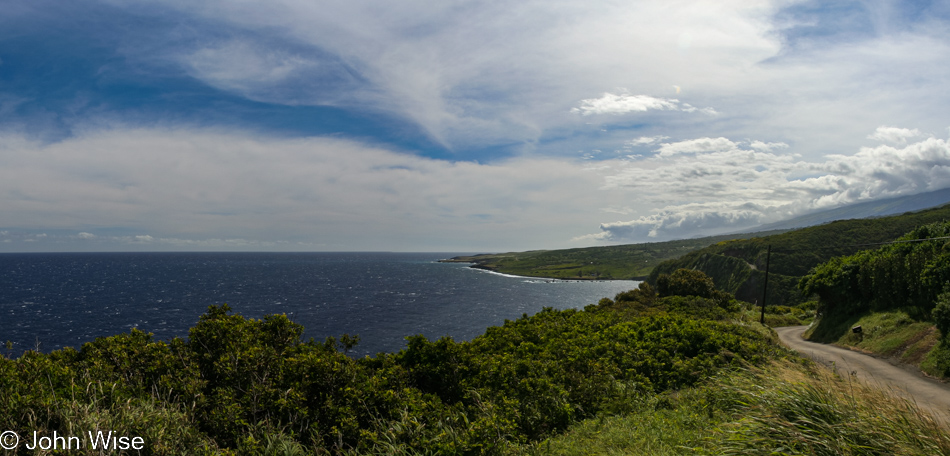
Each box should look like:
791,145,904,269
0,252,640,357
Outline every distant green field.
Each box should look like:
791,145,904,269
442,231,786,280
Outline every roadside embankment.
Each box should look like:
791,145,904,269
777,325,950,425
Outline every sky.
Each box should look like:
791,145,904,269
2,0,950,252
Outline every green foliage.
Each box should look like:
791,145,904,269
523,359,950,456
0,293,778,454
657,269,707,297
654,269,739,314
933,291,950,339
443,231,785,280
712,366,950,455
800,221,950,319
800,222,950,370
648,204,950,306
612,282,657,306
805,310,936,367
921,341,950,378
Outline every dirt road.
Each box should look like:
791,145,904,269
775,325,950,423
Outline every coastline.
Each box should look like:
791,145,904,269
439,256,641,281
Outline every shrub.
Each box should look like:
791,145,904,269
656,269,737,312
800,221,950,319
613,282,657,305
933,291,950,340
0,300,779,453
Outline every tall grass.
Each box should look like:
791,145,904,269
711,360,950,455
0,359,220,455
522,359,950,456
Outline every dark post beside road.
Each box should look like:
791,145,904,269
760,244,771,325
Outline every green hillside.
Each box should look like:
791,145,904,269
441,231,786,280
646,204,950,306
798,220,950,377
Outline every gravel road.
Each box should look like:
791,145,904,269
775,325,950,424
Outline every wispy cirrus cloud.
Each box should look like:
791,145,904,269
50,0,774,154
627,136,670,146
3,1,950,252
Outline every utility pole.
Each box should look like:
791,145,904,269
760,244,771,325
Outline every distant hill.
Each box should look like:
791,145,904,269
444,190,950,287
441,230,788,280
751,187,950,232
647,203,950,306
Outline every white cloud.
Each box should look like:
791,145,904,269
179,39,371,107
806,137,950,206
4,0,945,166
9,0,950,251
570,92,718,117
584,203,772,241
186,41,307,86
0,128,618,251
587,131,950,242
749,140,789,152
627,136,670,146
655,137,739,157
103,0,784,152
571,93,680,116
867,126,924,145
679,104,719,115
3,125,950,250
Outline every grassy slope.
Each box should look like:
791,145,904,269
513,359,950,455
441,231,786,280
509,303,948,454
480,209,950,453
794,217,950,379
804,310,949,378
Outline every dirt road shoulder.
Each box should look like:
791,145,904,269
775,325,950,424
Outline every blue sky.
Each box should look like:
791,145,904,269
2,0,950,252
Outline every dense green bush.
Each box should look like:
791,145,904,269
800,221,950,319
655,268,740,313
657,269,716,299
612,282,657,306
649,205,950,307
934,292,950,340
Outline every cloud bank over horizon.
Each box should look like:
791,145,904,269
586,132,950,242
3,126,949,251
2,0,950,251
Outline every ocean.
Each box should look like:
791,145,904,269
0,252,641,357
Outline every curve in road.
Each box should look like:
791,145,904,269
775,325,950,424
